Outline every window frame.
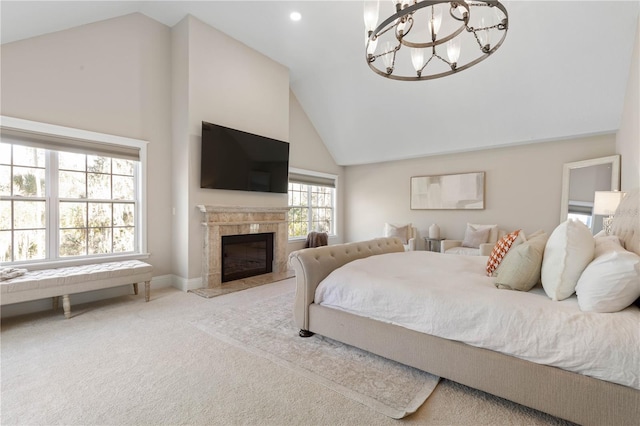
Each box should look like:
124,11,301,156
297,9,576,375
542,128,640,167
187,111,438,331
0,115,149,268
287,167,338,241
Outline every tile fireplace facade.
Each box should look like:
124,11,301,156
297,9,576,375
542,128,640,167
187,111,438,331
198,206,290,288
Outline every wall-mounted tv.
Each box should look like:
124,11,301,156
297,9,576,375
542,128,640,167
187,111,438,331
200,121,289,194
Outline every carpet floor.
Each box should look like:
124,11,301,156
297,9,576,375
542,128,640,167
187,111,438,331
190,291,439,419
1,278,573,425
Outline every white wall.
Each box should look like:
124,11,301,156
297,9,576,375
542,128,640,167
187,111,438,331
0,13,173,276
170,18,191,282
344,135,616,248
170,15,290,284
616,15,640,191
288,91,345,251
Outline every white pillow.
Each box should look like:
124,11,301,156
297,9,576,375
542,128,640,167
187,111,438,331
541,220,595,301
575,248,640,313
594,235,623,258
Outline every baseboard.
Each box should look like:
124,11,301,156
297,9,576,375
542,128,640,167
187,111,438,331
171,275,203,292
151,274,174,289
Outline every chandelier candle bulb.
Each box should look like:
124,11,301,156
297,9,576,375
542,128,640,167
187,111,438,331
367,37,379,56
428,6,442,38
383,41,395,73
477,17,491,51
364,0,379,33
411,48,425,73
447,38,460,64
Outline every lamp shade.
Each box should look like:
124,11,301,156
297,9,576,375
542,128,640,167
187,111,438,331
593,191,626,216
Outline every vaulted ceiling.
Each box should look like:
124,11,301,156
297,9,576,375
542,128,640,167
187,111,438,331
2,1,639,166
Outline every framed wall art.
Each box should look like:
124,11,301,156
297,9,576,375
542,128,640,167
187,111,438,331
410,172,485,210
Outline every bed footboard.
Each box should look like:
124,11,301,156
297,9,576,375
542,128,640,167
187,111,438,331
288,237,405,332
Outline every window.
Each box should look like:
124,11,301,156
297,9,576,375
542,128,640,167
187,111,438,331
567,202,594,229
0,117,147,266
568,212,593,229
288,169,336,239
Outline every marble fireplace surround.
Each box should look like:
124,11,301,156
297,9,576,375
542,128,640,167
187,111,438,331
198,206,290,288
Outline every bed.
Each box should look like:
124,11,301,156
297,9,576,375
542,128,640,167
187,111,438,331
288,189,640,426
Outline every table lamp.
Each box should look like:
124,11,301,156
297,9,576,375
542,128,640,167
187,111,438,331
593,191,626,235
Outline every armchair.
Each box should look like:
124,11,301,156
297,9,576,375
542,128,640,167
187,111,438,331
383,223,417,251
441,223,505,256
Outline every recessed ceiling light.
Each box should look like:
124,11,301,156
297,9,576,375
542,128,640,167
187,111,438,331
290,11,301,21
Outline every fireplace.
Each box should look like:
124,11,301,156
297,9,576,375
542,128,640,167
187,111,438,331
221,233,274,282
198,206,290,288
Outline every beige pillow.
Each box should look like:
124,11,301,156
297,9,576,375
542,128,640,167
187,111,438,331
384,223,410,244
526,229,545,240
541,220,595,301
462,226,490,248
486,230,525,276
468,223,499,243
495,232,549,291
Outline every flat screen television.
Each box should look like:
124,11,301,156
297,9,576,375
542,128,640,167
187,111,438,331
200,121,289,194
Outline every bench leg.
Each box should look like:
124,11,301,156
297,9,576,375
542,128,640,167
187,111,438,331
133,283,139,295
144,281,150,302
52,296,59,311
62,295,71,319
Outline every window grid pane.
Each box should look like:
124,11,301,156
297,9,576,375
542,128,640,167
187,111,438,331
0,230,12,262
13,229,46,261
12,166,46,197
288,180,335,239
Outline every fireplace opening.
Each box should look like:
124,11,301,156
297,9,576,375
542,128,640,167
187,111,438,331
221,233,274,282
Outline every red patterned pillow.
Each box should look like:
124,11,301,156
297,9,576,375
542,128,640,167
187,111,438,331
486,230,522,276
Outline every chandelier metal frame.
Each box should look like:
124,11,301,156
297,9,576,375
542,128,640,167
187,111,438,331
365,0,509,81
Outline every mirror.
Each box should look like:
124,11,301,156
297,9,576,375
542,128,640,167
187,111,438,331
560,155,620,233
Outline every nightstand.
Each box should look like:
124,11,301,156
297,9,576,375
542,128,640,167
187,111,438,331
424,237,445,253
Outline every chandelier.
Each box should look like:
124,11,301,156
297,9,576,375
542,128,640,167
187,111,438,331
364,0,508,81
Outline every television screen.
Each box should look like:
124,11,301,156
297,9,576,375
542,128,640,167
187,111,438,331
200,121,289,194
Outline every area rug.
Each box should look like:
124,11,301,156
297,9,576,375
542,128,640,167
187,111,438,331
189,291,440,419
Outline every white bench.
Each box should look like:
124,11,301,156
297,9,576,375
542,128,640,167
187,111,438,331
0,260,153,319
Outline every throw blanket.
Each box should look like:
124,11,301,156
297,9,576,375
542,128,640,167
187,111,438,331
305,232,328,248
0,267,27,281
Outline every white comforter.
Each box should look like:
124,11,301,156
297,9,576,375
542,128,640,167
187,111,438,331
315,251,640,390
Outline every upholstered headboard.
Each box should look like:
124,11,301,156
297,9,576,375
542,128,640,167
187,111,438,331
610,188,640,256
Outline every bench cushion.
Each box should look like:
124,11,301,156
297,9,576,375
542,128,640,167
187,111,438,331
0,260,152,304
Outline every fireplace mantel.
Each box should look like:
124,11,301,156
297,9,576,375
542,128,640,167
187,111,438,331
198,206,290,288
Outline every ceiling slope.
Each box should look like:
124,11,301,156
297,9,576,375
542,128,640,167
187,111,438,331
2,1,639,165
